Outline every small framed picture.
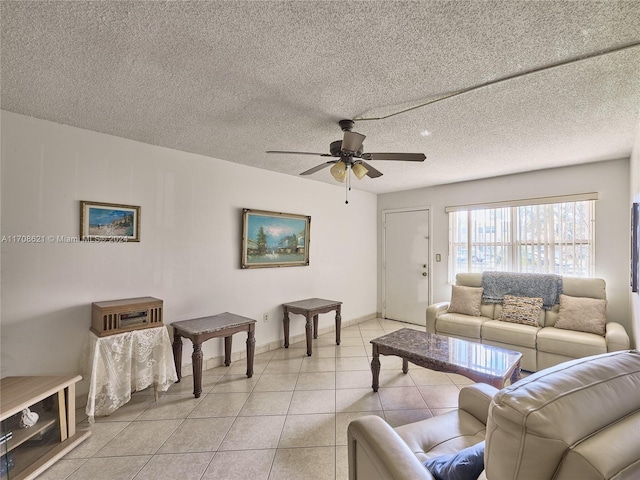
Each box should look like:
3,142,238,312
80,201,140,242
241,209,310,268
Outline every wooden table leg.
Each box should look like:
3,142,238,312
371,345,381,392
305,314,313,356
335,305,342,345
283,309,290,348
246,326,255,378
313,314,319,339
192,342,203,398
224,335,232,367
172,332,183,383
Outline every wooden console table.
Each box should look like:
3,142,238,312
0,375,91,480
171,312,256,398
282,298,342,356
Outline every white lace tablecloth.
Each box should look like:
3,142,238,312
82,326,178,422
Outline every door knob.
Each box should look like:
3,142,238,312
422,272,427,276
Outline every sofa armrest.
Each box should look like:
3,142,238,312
458,383,499,425
605,322,630,351
348,415,435,480
426,302,450,333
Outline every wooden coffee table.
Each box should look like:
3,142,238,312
370,328,522,391
282,298,342,356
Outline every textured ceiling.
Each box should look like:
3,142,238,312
2,1,640,194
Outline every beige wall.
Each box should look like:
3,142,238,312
0,111,378,393
378,159,633,344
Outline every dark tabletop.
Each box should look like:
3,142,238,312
171,312,256,335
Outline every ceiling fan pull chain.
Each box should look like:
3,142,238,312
345,167,350,204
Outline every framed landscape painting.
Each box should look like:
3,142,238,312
80,201,140,242
241,209,310,268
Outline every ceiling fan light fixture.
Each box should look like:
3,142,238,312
330,161,347,182
352,163,368,179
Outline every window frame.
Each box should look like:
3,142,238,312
447,194,596,281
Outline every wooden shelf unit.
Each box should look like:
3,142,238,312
1,376,90,480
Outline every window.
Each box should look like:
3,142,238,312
448,196,595,280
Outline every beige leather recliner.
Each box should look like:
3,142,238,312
347,350,640,480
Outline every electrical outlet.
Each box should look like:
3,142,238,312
263,313,269,323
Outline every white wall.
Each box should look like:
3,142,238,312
378,159,633,343
0,112,378,393
630,121,640,347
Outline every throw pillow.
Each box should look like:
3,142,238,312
497,295,543,327
424,441,485,480
447,286,483,316
554,294,607,336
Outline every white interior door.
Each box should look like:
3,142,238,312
383,209,430,325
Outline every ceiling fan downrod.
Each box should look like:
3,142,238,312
339,119,355,132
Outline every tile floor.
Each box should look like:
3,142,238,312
41,318,475,480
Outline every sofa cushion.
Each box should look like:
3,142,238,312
554,294,607,336
482,320,539,349
541,304,560,327
396,410,486,463
536,326,606,358
423,441,485,480
435,313,488,339
561,276,606,299
496,295,543,327
448,286,483,316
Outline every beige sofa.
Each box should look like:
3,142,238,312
426,273,629,371
348,350,640,480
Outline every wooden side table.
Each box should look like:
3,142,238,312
83,326,177,421
171,312,256,398
282,298,342,356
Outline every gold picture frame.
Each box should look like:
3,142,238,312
241,209,310,268
80,201,140,242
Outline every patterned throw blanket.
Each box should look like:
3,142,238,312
482,271,563,310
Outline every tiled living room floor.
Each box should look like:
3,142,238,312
41,318,475,480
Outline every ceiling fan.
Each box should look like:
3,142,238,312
266,119,426,183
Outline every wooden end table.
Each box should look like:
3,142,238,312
171,312,256,398
370,329,522,391
282,298,342,356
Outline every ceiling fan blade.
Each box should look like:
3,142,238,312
358,160,383,178
362,152,426,162
266,150,331,157
300,161,335,175
341,131,366,152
